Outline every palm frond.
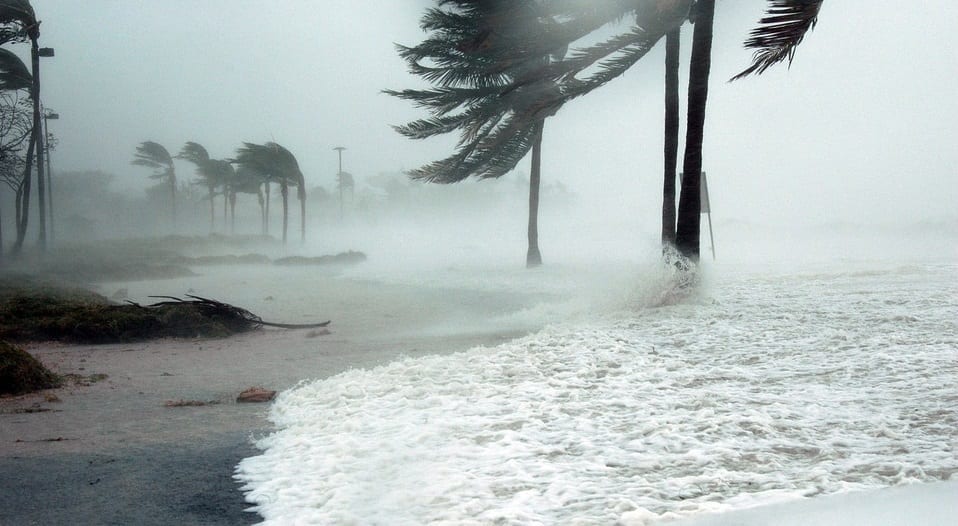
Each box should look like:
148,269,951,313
176,141,210,165
132,141,173,172
731,0,823,81
0,48,31,91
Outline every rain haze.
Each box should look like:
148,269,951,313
1,1,956,525
25,0,958,256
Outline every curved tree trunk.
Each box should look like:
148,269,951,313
675,0,714,261
229,192,237,234
662,28,680,248
169,173,176,231
13,132,37,253
264,182,270,235
298,187,306,243
207,186,215,232
280,181,289,244
257,188,265,235
223,187,228,231
526,121,544,268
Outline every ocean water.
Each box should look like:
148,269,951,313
235,258,958,525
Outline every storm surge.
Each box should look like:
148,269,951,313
236,261,957,525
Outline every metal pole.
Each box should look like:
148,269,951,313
44,113,55,243
333,146,346,219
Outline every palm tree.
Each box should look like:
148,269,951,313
394,0,824,263
132,141,176,229
176,142,217,230
389,0,568,268
0,0,45,253
233,142,306,244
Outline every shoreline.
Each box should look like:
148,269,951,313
0,270,540,525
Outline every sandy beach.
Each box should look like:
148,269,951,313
0,265,545,525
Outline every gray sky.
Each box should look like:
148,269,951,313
25,0,958,228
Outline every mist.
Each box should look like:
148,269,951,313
2,2,957,525
0,0,949,269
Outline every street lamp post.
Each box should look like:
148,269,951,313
43,110,58,243
333,146,346,218
32,46,53,250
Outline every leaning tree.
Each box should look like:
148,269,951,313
131,141,177,228
392,0,824,264
389,0,576,267
177,141,235,232
233,142,306,244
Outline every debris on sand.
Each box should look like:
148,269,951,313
0,279,331,344
237,387,276,403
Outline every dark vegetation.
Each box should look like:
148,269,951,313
0,340,60,395
0,280,261,343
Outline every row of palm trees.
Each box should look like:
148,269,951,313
391,0,824,268
131,140,306,244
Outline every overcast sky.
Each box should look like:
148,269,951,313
23,0,958,229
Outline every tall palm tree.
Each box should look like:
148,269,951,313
394,0,823,264
132,141,176,229
233,142,306,244
389,0,568,268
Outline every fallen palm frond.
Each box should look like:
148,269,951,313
142,295,331,330
0,278,330,344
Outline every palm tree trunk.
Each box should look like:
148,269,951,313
207,186,215,232
526,121,544,268
169,174,176,231
257,189,265,235
223,187,228,229
13,131,37,253
662,28,680,248
31,38,46,252
281,181,289,244
230,192,237,234
264,182,271,235
298,187,306,243
675,0,714,261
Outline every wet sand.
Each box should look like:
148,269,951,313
0,268,542,525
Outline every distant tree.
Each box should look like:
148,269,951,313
131,141,177,228
177,142,216,231
233,142,306,244
229,164,266,234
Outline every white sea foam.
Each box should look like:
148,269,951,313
236,261,958,525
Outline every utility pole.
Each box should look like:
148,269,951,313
333,146,346,219
43,109,59,243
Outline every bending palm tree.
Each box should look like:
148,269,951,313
132,141,176,229
389,0,567,268
233,142,306,244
